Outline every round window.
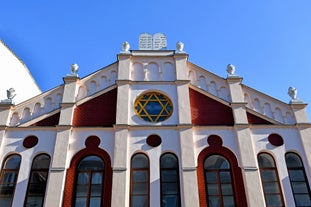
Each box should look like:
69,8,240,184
134,92,173,122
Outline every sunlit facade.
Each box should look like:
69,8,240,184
0,42,311,207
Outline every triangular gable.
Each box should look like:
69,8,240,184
73,88,117,127
246,112,273,125
31,112,60,126
189,88,234,126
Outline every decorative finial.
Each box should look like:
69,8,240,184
121,41,130,53
6,88,16,100
288,86,297,100
0,88,16,104
68,63,79,77
226,64,235,76
175,41,185,53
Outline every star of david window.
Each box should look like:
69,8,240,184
134,92,173,123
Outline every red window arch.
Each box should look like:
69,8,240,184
197,136,247,207
63,147,112,207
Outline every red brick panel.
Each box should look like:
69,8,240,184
189,89,234,126
31,112,60,126
247,112,273,125
73,89,117,127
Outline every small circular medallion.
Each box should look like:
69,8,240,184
23,136,38,148
146,134,162,147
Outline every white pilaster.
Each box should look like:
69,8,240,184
111,128,130,207
45,75,79,206
227,76,266,206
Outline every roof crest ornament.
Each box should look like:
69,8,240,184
0,88,16,104
288,86,303,104
139,33,167,50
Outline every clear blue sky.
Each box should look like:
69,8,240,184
1,1,311,118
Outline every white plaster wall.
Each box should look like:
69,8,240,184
251,127,305,206
0,41,41,103
129,129,182,207
68,129,115,166
0,130,56,207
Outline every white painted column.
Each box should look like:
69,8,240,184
227,76,266,206
111,54,131,207
174,52,200,207
111,128,130,207
45,75,79,206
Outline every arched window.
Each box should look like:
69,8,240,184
24,154,50,207
62,146,112,207
160,153,181,207
74,156,105,207
130,153,149,207
285,153,311,206
204,155,235,207
258,153,285,206
0,154,21,206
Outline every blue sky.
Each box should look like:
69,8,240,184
1,1,311,117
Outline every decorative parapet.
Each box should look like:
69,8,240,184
187,62,231,102
242,85,295,124
7,86,64,126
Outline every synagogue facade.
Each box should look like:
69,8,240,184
0,35,311,207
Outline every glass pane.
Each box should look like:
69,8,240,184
286,153,303,168
132,154,148,168
294,194,311,206
161,170,177,182
133,183,148,194
261,170,277,181
292,182,309,193
76,185,88,196
30,171,48,183
89,197,101,207
0,197,12,206
207,184,219,195
162,183,178,194
91,184,102,196
220,172,232,183
0,172,17,183
206,171,217,183
28,183,46,194
258,154,275,168
91,173,103,184
289,170,305,182
25,196,43,207
162,195,179,207
4,155,21,169
133,171,148,182
78,173,89,184
208,196,220,207
78,156,104,170
205,155,229,169
221,183,233,195
263,182,280,193
32,155,50,169
0,184,14,195
161,154,178,168
223,196,235,207
265,194,282,206
132,195,148,207
75,197,87,207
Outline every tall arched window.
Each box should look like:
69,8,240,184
204,155,236,207
160,153,181,207
24,154,50,207
0,154,21,207
74,156,105,207
130,153,149,207
285,153,311,206
258,153,285,207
